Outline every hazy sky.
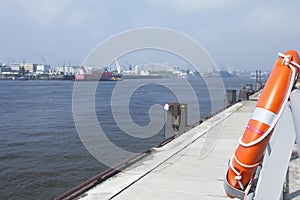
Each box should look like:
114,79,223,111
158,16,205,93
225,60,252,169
1,0,300,70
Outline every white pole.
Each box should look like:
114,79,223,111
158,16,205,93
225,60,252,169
290,89,300,152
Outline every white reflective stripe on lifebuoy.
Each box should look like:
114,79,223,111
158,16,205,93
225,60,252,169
251,107,277,126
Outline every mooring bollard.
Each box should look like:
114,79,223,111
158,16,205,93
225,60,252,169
224,90,236,108
239,84,254,101
164,103,187,139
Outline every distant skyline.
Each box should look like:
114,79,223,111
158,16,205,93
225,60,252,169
1,0,300,71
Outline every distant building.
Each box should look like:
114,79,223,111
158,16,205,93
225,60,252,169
4,63,52,75
1,68,19,75
21,63,37,73
36,64,51,74
140,70,150,76
0,63,6,74
10,63,21,71
56,66,76,75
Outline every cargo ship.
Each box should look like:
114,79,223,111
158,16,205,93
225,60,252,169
74,66,122,81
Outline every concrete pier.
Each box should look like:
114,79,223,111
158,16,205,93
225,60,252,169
79,93,299,200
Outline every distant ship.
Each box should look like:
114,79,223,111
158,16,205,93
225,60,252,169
74,66,122,81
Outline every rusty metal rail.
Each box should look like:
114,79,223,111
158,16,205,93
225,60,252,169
54,149,151,200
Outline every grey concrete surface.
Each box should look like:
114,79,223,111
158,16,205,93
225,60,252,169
80,97,299,200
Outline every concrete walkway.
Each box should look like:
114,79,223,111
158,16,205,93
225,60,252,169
80,96,299,200
80,100,256,200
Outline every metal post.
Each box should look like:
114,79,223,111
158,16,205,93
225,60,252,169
164,103,187,139
290,89,300,152
239,84,254,101
225,90,236,108
254,104,295,200
256,70,262,91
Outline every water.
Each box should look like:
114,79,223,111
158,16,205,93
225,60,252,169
0,77,256,200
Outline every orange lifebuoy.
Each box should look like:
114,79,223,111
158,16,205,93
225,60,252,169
224,50,300,199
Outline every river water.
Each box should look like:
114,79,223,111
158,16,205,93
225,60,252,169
0,77,256,199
